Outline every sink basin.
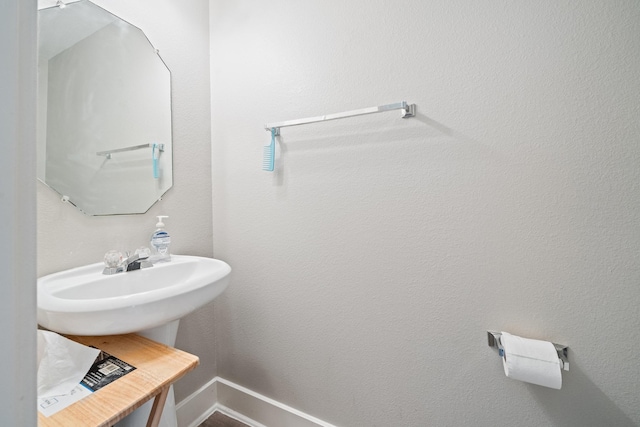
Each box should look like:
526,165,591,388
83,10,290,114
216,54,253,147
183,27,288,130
37,255,231,336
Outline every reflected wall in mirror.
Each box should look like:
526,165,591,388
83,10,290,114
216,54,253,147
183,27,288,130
37,0,173,216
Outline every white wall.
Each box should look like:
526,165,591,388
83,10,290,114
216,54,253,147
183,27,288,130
210,1,640,425
37,0,214,402
0,0,37,424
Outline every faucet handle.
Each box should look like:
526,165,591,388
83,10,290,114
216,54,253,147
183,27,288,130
103,250,124,275
134,246,151,260
104,250,123,268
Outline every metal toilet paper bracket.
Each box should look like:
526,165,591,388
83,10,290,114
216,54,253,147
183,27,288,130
487,331,569,371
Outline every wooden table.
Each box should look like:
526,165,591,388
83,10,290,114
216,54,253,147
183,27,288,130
38,333,199,427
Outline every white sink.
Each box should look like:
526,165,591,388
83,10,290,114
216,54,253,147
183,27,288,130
37,255,231,336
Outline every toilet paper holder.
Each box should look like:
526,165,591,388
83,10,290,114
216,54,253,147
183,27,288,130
487,331,569,371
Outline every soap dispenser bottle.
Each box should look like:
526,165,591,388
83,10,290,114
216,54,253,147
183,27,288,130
150,215,171,262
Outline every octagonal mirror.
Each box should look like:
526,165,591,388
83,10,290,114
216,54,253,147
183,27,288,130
37,0,173,216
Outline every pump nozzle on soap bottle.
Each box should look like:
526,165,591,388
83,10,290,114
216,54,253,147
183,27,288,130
150,215,171,262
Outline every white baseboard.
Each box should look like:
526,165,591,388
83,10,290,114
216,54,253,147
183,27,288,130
175,377,218,427
176,377,337,427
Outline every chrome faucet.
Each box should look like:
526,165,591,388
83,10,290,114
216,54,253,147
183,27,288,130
124,253,153,271
102,250,153,275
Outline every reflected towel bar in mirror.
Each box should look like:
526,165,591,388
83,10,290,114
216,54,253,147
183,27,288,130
97,143,164,159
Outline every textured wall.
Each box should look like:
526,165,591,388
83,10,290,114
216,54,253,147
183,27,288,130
210,1,640,425
36,0,214,402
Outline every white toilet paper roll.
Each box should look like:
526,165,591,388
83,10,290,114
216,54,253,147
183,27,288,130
501,331,562,389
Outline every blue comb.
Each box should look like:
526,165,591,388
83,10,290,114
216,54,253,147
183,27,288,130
263,128,276,171
152,143,160,178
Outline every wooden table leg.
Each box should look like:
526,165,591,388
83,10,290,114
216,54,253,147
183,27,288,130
146,387,170,427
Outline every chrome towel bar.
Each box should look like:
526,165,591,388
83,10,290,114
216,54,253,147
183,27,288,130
97,143,164,159
264,101,416,135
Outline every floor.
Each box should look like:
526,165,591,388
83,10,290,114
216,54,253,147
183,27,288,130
199,411,250,427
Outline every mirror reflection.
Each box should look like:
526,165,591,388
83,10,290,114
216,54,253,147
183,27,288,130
37,0,173,216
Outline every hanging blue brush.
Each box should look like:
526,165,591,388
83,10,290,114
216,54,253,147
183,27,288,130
152,143,160,178
262,128,276,171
